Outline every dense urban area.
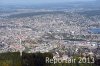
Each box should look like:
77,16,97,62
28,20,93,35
0,1,100,66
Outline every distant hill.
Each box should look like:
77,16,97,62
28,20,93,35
0,0,100,9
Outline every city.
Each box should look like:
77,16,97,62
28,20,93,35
0,0,100,66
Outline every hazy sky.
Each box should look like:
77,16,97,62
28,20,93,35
0,0,95,4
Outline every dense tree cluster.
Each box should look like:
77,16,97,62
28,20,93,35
0,52,100,66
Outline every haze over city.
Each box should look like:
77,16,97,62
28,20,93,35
0,0,96,5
